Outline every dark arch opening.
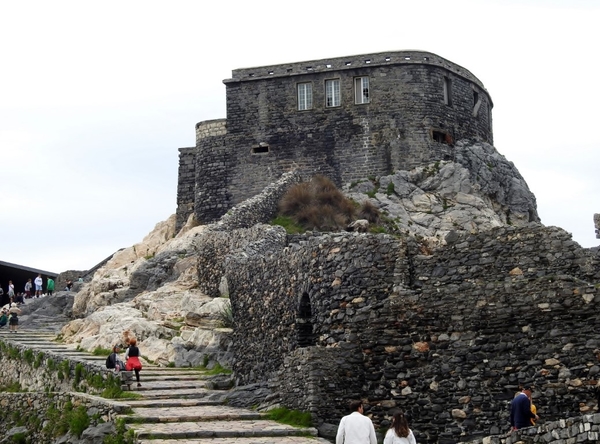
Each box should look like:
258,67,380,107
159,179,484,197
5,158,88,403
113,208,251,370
297,292,315,347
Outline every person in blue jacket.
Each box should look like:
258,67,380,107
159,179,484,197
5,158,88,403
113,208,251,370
510,386,538,430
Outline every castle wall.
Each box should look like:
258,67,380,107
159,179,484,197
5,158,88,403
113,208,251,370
175,147,196,232
221,225,600,443
183,51,494,225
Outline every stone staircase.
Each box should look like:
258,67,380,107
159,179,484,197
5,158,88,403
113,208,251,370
0,330,332,444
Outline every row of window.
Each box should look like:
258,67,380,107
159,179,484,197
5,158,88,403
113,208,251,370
297,77,370,110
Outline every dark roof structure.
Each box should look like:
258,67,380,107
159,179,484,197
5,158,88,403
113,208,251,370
0,260,58,295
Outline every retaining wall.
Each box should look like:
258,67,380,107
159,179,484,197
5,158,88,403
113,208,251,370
214,224,600,443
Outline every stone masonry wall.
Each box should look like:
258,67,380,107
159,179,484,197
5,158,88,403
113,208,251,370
176,147,196,232
220,224,600,443
0,339,119,395
464,413,600,444
0,392,128,443
195,170,301,297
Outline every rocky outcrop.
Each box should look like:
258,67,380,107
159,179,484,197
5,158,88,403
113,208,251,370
345,141,539,242
62,214,233,367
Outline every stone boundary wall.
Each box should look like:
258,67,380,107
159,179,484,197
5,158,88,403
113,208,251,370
0,338,118,395
463,413,600,443
212,170,302,231
0,392,128,443
219,224,600,443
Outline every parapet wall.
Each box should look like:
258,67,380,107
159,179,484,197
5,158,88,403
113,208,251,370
0,338,129,442
0,392,127,442
217,224,600,443
0,339,118,394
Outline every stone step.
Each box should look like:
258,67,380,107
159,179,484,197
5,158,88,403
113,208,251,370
129,420,318,440
121,405,262,423
133,380,208,391
130,388,215,399
124,399,224,408
136,438,332,444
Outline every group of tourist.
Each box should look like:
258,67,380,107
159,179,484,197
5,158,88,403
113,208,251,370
0,274,53,305
335,386,538,444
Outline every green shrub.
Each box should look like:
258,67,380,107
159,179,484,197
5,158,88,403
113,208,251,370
385,181,395,195
69,406,90,438
34,352,44,369
103,418,135,444
74,363,87,388
217,303,233,328
10,432,26,444
59,360,71,379
23,349,34,365
0,382,22,392
7,345,20,360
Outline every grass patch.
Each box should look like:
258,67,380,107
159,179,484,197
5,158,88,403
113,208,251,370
92,347,112,356
271,215,305,234
0,382,22,392
203,363,232,375
265,407,312,428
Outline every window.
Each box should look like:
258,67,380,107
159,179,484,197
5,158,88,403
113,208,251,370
252,143,269,154
325,79,341,107
297,83,312,110
432,130,452,145
443,76,452,106
354,77,370,104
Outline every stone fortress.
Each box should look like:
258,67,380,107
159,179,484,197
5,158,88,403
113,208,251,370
170,51,600,443
176,50,495,231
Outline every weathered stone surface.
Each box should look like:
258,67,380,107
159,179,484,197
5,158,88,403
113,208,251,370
346,141,539,244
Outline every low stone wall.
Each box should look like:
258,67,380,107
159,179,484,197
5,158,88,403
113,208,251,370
213,170,303,231
0,339,119,395
0,392,129,443
464,413,600,443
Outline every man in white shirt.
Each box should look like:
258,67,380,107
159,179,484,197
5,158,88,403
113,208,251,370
34,274,43,298
336,400,378,444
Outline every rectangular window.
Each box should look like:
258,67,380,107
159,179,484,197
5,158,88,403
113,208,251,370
354,77,370,104
325,79,341,107
297,83,313,110
443,76,452,106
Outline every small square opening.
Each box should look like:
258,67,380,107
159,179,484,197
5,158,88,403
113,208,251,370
252,144,270,154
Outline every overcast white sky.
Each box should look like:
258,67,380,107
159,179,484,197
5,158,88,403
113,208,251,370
0,0,598,273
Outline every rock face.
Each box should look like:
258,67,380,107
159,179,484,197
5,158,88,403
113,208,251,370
345,141,539,242
62,214,233,367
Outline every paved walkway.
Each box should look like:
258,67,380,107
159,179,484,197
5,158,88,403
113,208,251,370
0,329,332,443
